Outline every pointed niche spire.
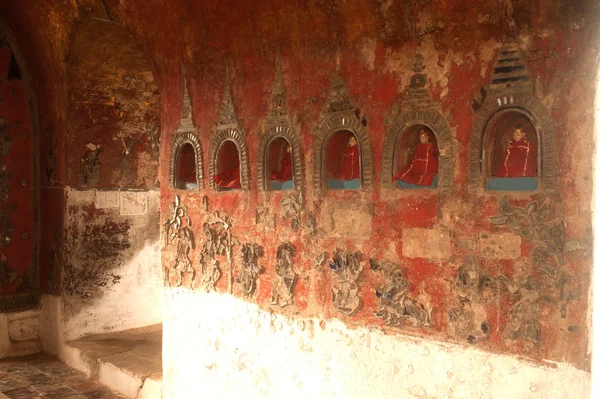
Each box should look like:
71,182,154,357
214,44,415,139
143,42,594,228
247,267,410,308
489,35,532,94
217,63,238,128
326,74,354,114
404,53,436,109
177,77,194,133
269,53,287,119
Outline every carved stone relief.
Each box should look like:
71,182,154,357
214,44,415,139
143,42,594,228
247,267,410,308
208,77,250,190
280,193,316,234
313,74,373,190
468,37,557,192
329,249,363,315
270,242,296,307
257,55,304,191
382,54,453,189
164,195,195,287
237,243,264,298
197,222,226,292
255,207,275,231
202,211,239,293
371,259,433,328
490,197,583,345
447,256,495,344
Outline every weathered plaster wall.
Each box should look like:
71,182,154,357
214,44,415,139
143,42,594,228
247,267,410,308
164,289,591,399
62,189,162,340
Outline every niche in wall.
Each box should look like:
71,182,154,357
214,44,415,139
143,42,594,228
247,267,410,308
213,140,241,190
483,110,538,191
170,131,203,190
325,130,361,190
392,125,439,189
267,137,293,190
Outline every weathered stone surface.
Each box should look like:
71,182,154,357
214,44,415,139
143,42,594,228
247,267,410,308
8,313,39,341
402,228,451,259
120,192,148,216
479,233,521,259
320,201,372,239
95,190,119,209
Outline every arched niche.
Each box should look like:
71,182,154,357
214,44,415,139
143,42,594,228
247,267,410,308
169,132,204,190
67,18,160,189
257,126,303,191
209,128,249,191
483,109,539,191
313,118,372,191
382,110,452,189
468,94,556,192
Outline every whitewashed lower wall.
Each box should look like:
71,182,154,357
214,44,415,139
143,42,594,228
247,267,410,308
0,309,40,358
163,288,591,399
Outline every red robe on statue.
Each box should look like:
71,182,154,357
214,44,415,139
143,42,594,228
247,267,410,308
393,143,438,186
495,139,536,178
338,144,360,181
270,151,293,182
213,167,241,188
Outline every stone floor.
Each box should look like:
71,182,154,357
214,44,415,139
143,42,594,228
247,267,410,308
64,324,162,399
0,354,127,399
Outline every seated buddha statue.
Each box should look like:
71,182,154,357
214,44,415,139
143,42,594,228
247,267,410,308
338,135,360,181
393,129,438,186
213,164,241,189
270,143,293,182
494,125,536,178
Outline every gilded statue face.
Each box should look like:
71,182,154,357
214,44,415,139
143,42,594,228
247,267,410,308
419,131,429,144
348,136,358,147
513,128,525,141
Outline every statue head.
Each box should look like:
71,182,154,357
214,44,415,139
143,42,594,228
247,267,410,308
512,125,525,141
419,129,430,144
348,135,358,147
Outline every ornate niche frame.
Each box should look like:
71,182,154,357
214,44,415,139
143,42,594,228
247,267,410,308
169,78,204,189
313,74,373,190
208,81,250,191
468,37,557,193
382,54,453,190
257,56,303,191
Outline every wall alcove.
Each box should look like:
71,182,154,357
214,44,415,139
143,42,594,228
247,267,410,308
209,129,249,191
257,127,303,192
468,39,557,193
381,112,452,190
170,132,204,190
313,75,372,191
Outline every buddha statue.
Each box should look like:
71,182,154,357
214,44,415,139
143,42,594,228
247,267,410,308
338,135,360,181
494,125,536,178
213,159,241,189
270,142,293,183
393,129,438,186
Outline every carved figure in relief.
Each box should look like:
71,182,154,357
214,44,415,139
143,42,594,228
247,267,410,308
338,136,360,181
489,197,584,346
237,243,264,298
270,142,293,183
198,222,226,292
164,196,195,287
371,259,432,327
447,256,495,344
393,129,438,187
494,125,536,178
271,242,296,307
329,250,362,315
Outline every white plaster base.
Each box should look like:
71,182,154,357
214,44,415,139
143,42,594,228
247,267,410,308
0,309,41,359
163,288,591,399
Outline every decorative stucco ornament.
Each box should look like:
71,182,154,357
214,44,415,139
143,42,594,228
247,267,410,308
270,242,297,307
164,195,195,287
329,250,363,315
371,259,433,328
